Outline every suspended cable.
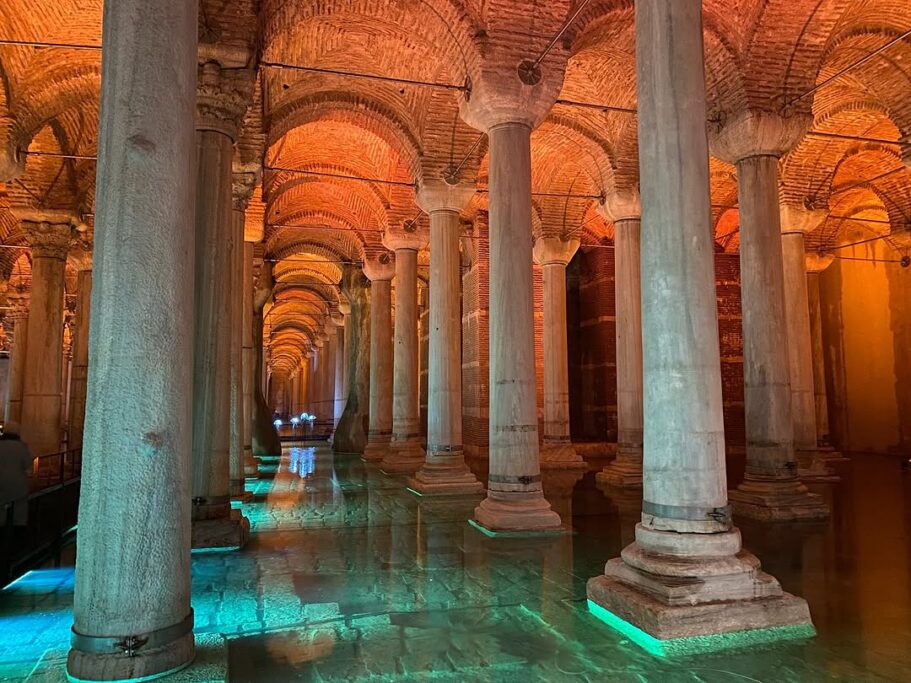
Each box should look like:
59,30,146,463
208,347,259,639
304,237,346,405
260,61,467,92
0,38,101,51
554,99,636,115
786,28,911,108
22,150,97,161
806,131,901,146
830,167,906,195
265,166,416,188
444,133,485,184
528,0,593,71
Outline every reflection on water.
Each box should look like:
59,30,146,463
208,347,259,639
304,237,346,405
1,446,909,682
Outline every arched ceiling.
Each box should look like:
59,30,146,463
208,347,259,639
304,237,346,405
1,0,909,367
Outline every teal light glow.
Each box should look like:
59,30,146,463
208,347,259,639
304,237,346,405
586,599,816,658
191,545,241,555
2,567,75,593
467,519,568,538
66,659,192,683
406,487,424,497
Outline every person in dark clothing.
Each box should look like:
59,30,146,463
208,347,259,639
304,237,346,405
0,424,34,548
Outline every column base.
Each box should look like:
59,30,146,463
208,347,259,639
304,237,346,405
67,631,194,682
729,477,829,521
243,447,259,477
818,443,849,463
596,446,643,487
191,509,250,550
474,489,561,532
409,453,484,496
361,435,390,462
380,439,425,474
539,441,587,470
586,524,814,650
795,449,840,482
229,479,252,503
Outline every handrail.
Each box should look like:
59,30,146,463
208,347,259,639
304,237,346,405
30,447,82,493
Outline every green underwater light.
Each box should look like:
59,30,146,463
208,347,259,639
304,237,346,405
586,600,816,658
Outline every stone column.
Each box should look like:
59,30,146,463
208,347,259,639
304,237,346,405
534,236,586,470
190,60,250,548
68,0,198,677
458,119,559,531
312,335,326,431
5,303,28,426
321,323,338,437
410,182,482,494
333,265,371,453
362,255,395,461
780,205,837,480
338,298,352,421
67,248,92,450
252,263,282,456
381,231,428,473
597,191,644,487
242,240,258,474
713,112,828,522
17,213,73,456
806,253,846,461
588,0,813,644
332,311,345,428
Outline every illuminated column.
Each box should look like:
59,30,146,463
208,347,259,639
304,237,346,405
312,334,326,430
301,353,312,418
18,213,73,456
381,230,428,473
242,240,258,474
410,181,482,494
713,111,829,522
362,255,395,461
806,253,845,459
67,248,92,450
337,298,351,423
252,263,282,456
534,236,585,470
332,311,345,428
780,205,837,480
68,0,198,677
588,0,813,643
597,191,644,487
460,89,562,532
190,60,250,548
320,324,337,436
290,372,300,417
5,302,28,426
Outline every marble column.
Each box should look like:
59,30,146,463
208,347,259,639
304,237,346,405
410,182,482,494
534,236,586,470
333,265,371,453
5,304,28,426
332,311,345,428
338,298,352,421
190,60,250,548
780,205,838,480
252,263,282,456
18,214,73,456
68,0,198,677
713,111,828,522
362,256,395,461
290,372,300,417
67,249,92,450
460,121,559,531
588,0,813,644
229,175,254,499
597,191,644,487
321,324,337,437
381,231,428,473
806,253,846,461
242,241,258,474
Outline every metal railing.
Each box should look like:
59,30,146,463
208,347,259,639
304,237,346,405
1,447,82,587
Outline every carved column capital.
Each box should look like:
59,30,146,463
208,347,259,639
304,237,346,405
805,252,835,274
196,62,251,142
232,170,258,212
780,203,827,236
362,252,396,282
22,220,74,260
710,110,811,163
598,188,641,223
533,236,580,267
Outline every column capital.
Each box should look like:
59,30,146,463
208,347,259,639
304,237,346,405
383,226,428,252
805,252,835,273
232,169,258,212
337,298,351,316
416,180,475,214
20,217,75,260
312,335,324,349
196,62,251,142
710,110,811,164
327,311,344,329
362,253,396,282
533,236,580,267
781,203,827,236
68,245,93,272
598,188,641,223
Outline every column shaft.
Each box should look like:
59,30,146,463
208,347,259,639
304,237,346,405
807,273,830,442
67,270,92,450
242,242,257,474
68,0,198,676
6,314,27,425
229,208,245,498
782,232,816,451
475,122,559,531
381,248,425,471
363,278,393,460
333,324,345,427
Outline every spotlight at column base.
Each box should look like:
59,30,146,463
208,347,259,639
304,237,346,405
539,442,587,470
474,489,561,532
380,439,425,474
66,632,194,683
585,594,815,658
729,479,830,521
467,518,569,538
191,510,250,550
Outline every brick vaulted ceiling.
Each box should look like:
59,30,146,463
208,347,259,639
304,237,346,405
0,0,909,373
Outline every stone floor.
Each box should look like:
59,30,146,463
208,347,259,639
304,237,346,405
1,444,910,682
